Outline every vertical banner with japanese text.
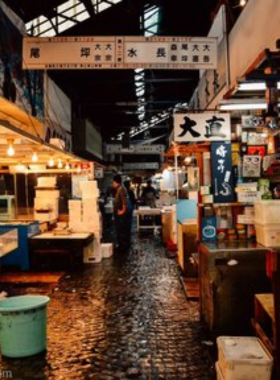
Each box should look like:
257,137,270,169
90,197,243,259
211,141,236,203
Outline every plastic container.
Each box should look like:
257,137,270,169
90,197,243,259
101,243,113,258
255,223,280,247
217,336,273,380
0,295,50,358
254,200,280,225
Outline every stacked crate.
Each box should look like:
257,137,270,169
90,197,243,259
68,180,102,263
254,200,280,247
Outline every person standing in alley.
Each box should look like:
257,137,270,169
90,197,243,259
124,180,136,233
141,179,157,208
112,174,131,254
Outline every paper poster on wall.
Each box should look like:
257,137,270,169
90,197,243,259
242,155,261,178
187,167,200,191
174,113,231,142
71,175,88,198
211,141,236,203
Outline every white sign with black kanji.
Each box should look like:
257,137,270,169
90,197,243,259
174,112,231,143
23,36,218,70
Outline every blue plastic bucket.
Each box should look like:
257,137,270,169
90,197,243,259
0,295,50,358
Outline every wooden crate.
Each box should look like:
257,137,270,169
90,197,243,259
252,293,275,354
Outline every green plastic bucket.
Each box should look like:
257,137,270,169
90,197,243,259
0,295,50,358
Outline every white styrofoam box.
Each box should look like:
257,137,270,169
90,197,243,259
82,191,100,199
34,210,57,222
68,221,84,232
68,212,82,223
82,198,99,207
82,206,99,217
83,239,102,263
80,180,98,192
37,176,57,187
68,207,82,215
217,336,273,380
35,190,60,198
34,198,59,217
101,243,113,258
255,223,280,247
254,200,280,225
82,218,101,228
216,361,224,380
68,200,82,209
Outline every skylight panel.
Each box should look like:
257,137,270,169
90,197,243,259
58,20,76,33
62,3,87,18
57,0,76,13
75,12,91,22
95,2,111,13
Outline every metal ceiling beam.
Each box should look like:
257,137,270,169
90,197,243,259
80,0,95,18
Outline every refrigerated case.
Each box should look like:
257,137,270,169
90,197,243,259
0,228,18,258
0,221,40,270
199,241,271,335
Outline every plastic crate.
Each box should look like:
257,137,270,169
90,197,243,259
217,336,273,380
254,200,280,225
255,223,280,247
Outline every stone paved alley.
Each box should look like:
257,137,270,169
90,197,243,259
0,231,215,380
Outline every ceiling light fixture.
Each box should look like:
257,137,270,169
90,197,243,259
57,159,63,169
218,99,269,111
7,139,15,157
240,0,247,7
48,157,54,167
32,151,38,162
238,82,280,91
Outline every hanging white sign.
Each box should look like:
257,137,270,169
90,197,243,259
174,112,231,142
23,36,218,70
123,162,159,170
105,144,165,154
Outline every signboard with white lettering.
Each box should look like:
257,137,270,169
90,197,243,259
123,162,159,170
23,36,218,70
174,112,231,142
105,144,165,154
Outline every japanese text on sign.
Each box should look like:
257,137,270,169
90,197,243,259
174,113,231,143
23,36,218,70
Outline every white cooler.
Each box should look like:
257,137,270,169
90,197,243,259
216,336,273,380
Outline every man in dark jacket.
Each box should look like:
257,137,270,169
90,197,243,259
112,174,132,253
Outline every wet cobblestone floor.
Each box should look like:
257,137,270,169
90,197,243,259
0,229,216,380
